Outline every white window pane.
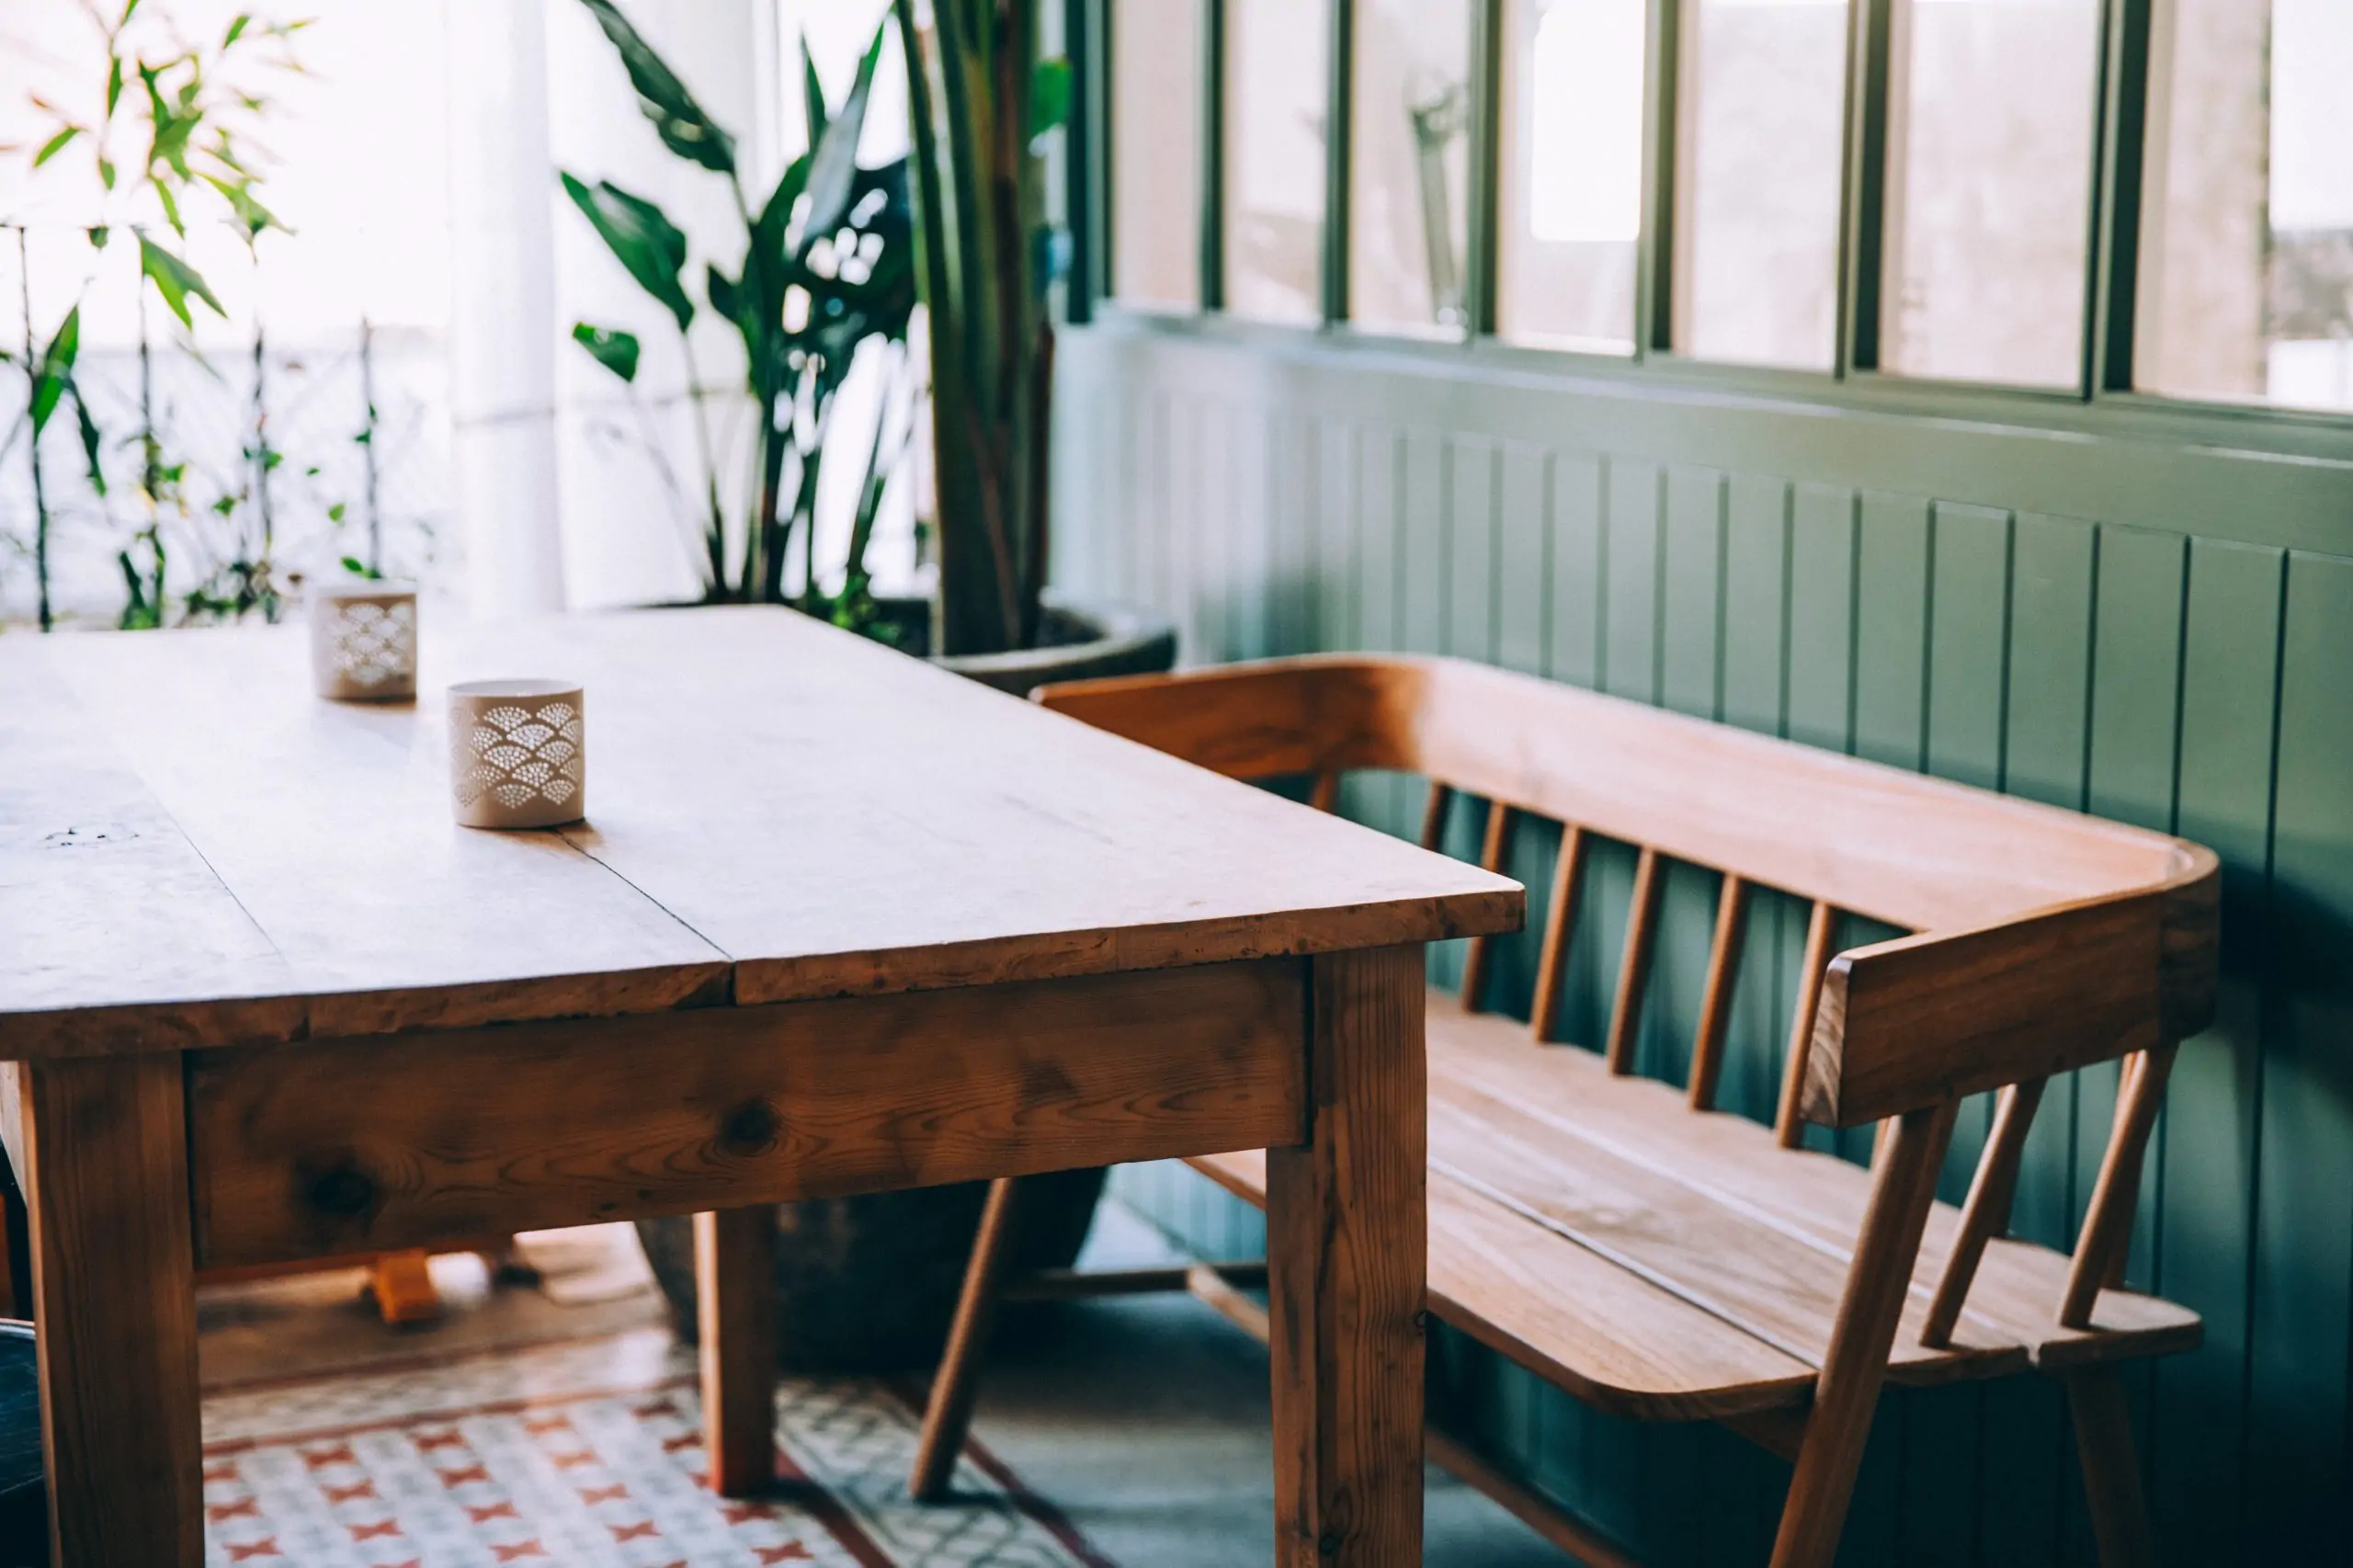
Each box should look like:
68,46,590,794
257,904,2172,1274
1881,0,2101,388
1677,0,1848,369
1223,0,1329,324
1498,0,1645,354
1348,0,1473,335
2138,0,2353,412
1111,0,1204,310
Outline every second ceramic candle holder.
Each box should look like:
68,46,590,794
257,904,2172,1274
449,679,586,829
310,580,419,701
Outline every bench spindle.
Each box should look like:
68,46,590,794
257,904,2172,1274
1686,873,1750,1111
1605,847,1665,1074
2061,1043,2179,1329
1460,805,1520,1013
1774,899,1839,1148
1529,825,1588,1043
1922,1075,2049,1347
1419,781,1454,852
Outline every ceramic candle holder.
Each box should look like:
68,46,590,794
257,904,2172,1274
310,580,419,701
449,679,586,829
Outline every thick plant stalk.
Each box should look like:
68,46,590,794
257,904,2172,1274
896,0,1051,655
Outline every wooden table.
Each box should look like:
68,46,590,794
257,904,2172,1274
0,608,1520,1566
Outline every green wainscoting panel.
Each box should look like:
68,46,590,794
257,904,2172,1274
1053,320,2353,1566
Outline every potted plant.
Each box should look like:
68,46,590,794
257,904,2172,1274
564,0,1171,1369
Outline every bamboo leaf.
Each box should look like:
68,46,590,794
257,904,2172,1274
570,322,642,381
139,234,225,326
574,0,737,175
68,381,108,497
33,126,82,167
107,55,123,115
224,13,250,46
560,172,695,331
28,307,78,435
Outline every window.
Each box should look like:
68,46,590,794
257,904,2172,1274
1222,0,1329,324
1496,0,1647,353
1110,0,1204,310
1347,0,1473,335
1880,0,2103,388
2137,0,2353,412
1675,0,1849,369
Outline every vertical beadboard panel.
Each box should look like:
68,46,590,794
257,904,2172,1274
1450,437,1501,662
1551,454,1605,689
2248,551,2353,1556
2150,539,2281,1567
1717,475,1795,1128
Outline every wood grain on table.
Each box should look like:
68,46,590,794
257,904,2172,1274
0,610,1521,1060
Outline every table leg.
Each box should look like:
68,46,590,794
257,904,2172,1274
695,1206,778,1495
1267,946,1427,1568
15,1054,202,1566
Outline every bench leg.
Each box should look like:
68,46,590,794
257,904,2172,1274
1769,1099,1958,1568
696,1206,778,1495
1267,945,1427,1568
910,1175,1026,1500
17,1054,203,1566
2066,1366,2153,1568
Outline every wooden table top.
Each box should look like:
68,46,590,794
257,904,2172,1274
1,608,1520,1058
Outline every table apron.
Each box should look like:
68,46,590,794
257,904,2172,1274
184,958,1310,1270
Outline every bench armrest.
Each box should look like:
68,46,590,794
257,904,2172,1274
1802,850,2218,1128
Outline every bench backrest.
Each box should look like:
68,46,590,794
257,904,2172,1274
1036,654,2221,1335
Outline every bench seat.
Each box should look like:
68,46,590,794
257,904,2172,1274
1188,992,2200,1423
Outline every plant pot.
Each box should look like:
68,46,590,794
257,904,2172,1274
635,589,1178,1371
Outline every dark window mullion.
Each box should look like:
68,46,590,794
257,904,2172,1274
1323,0,1354,325
1201,0,1226,312
2086,0,2153,398
1068,0,1104,322
1836,0,1893,378
1464,0,1503,337
1635,0,1683,358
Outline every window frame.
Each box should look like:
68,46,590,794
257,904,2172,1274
1076,0,2353,462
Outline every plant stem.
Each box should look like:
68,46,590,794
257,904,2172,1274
19,227,52,632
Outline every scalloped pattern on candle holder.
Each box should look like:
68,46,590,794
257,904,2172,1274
311,590,419,701
450,695,585,827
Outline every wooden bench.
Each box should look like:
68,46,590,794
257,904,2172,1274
908,654,2217,1568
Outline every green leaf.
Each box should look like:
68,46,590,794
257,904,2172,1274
155,179,183,236
69,381,108,497
202,173,285,237
29,307,81,435
800,32,827,155
97,156,116,190
327,501,347,522
119,0,142,25
139,234,225,326
224,13,250,46
797,21,886,255
569,321,642,381
574,0,736,175
107,56,123,116
339,555,383,579
560,172,694,330
88,225,109,250
1030,57,1072,141
33,125,82,167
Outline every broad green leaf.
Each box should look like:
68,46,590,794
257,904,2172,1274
155,181,183,235
574,0,736,175
560,172,694,330
139,234,225,326
33,126,82,167
89,225,109,250
570,321,642,381
797,22,887,256
31,307,81,433
1030,57,1072,141
704,266,743,327
801,32,827,156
